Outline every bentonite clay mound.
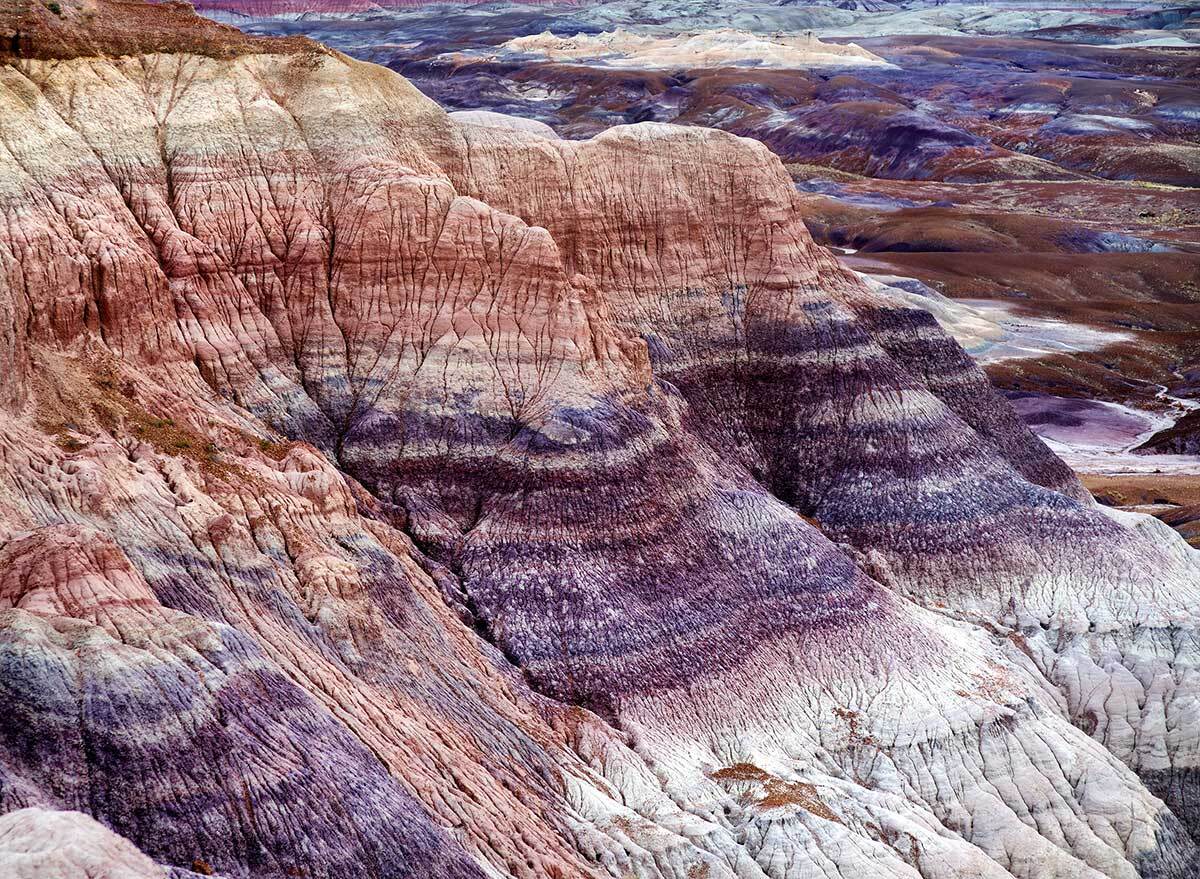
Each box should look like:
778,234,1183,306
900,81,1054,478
1,3,1199,878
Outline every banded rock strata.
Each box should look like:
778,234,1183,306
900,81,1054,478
0,2,1199,878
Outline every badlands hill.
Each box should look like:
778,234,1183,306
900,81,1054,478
493,29,890,70
0,2,1199,878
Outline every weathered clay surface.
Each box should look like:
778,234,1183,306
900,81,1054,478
1,3,1200,878
0,808,168,879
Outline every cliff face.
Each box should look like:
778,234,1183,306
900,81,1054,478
1,4,1200,878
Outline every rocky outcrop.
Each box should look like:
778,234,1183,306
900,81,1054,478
1138,410,1200,456
1,3,1199,878
0,0,317,61
494,29,890,70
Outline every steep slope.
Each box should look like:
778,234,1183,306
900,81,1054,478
1,3,1199,879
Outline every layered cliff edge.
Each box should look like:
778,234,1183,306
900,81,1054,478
1,3,1199,878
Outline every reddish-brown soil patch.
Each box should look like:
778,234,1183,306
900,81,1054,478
0,0,321,61
1084,473,1200,546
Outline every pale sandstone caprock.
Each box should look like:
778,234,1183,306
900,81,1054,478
493,28,891,70
0,3,1198,878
